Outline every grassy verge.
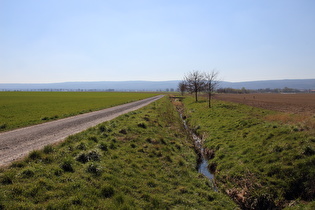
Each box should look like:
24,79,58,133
0,92,157,132
181,96,315,209
0,97,236,209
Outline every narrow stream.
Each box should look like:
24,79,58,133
179,113,217,191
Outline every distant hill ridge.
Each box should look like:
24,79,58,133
0,79,314,91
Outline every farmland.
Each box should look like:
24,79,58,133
0,92,157,132
214,93,315,115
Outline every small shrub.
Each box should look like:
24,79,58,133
100,185,115,198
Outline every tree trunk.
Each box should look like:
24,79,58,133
195,91,198,102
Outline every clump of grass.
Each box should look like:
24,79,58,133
86,163,102,175
137,122,147,129
0,123,6,130
20,168,35,178
302,146,315,156
88,136,98,143
100,185,115,198
43,145,54,154
41,117,49,121
76,142,87,150
28,151,42,160
99,125,106,132
60,159,74,172
119,129,127,134
76,150,101,163
0,174,13,185
98,143,108,151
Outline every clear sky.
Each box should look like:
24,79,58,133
1,0,315,83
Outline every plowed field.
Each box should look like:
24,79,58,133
214,93,315,115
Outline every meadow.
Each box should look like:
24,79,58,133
0,96,236,209
0,92,157,132
180,96,315,209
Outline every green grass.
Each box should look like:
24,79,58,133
180,96,315,209
0,92,157,131
0,96,236,209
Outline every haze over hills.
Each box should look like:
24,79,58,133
0,79,314,91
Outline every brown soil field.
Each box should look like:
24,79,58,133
214,93,315,115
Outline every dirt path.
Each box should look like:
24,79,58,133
0,95,164,167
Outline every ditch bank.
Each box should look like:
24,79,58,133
170,96,279,209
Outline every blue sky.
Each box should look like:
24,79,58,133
1,0,315,83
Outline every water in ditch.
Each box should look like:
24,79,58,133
180,113,217,191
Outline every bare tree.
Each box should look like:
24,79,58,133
178,81,187,96
204,70,219,108
184,70,205,102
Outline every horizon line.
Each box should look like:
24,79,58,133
1,78,315,85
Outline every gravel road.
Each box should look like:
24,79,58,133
0,95,164,167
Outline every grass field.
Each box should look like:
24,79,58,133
0,96,236,209
0,92,157,132
180,96,315,209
